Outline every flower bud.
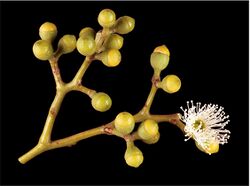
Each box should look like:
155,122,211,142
33,40,53,61
138,120,159,140
160,74,181,94
114,16,135,34
79,27,96,39
114,112,135,135
97,49,121,67
195,141,219,155
76,37,96,56
39,22,57,41
105,34,124,50
143,132,160,144
58,35,76,54
98,9,116,28
91,92,112,112
153,45,170,57
150,51,169,71
124,142,144,168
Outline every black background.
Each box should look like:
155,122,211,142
1,1,249,185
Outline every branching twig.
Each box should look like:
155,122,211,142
18,9,186,167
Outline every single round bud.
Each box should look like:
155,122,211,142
76,37,96,56
161,75,181,94
98,49,121,67
150,52,169,71
114,16,135,34
153,45,170,57
124,143,144,168
39,22,57,41
58,35,76,54
138,119,159,140
98,9,116,28
79,27,96,39
32,40,53,61
114,112,135,135
105,34,124,49
143,132,160,144
91,92,112,112
195,141,219,155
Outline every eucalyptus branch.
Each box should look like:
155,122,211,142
18,8,231,168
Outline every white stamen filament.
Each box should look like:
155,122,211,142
180,100,230,151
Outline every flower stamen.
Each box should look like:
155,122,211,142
180,100,230,154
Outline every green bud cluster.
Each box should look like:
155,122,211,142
149,45,182,94
97,9,135,35
76,8,135,70
33,22,77,61
122,119,161,168
75,9,135,113
27,8,189,170
113,113,161,167
33,22,56,61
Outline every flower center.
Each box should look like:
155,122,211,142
193,119,206,129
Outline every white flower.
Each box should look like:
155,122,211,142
180,100,230,154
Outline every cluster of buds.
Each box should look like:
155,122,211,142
19,8,230,168
112,44,182,167
33,22,76,60
114,112,160,167
32,9,135,113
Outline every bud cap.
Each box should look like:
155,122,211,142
33,40,53,61
114,112,135,135
39,22,57,41
58,35,76,54
124,142,144,168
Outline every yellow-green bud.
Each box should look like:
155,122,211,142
160,75,181,94
58,35,76,54
79,27,96,39
76,37,96,56
97,49,121,67
98,9,116,28
39,22,57,41
124,142,144,168
91,92,112,112
138,119,159,140
114,112,135,135
32,40,53,61
143,132,160,144
150,52,169,71
114,16,135,34
153,45,170,57
195,141,219,155
105,34,124,49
